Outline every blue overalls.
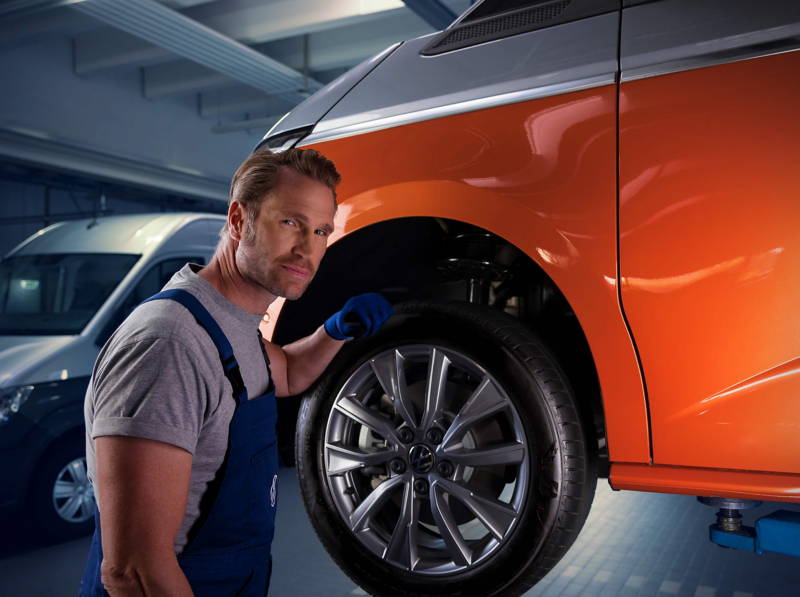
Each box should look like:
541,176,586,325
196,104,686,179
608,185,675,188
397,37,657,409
80,289,279,596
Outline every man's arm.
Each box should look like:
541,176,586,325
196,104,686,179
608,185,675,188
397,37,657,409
264,325,344,397
96,436,194,597
263,293,393,398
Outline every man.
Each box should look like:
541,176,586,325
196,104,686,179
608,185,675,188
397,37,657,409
79,148,392,596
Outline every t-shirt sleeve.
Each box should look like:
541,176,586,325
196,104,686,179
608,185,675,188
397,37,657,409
91,336,212,454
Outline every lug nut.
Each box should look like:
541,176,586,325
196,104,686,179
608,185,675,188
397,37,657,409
413,478,429,495
426,428,443,445
397,427,414,444
437,461,454,477
390,458,406,474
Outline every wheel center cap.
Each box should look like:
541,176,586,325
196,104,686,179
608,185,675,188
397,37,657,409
408,444,434,473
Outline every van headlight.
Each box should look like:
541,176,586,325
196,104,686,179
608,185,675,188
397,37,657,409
0,385,34,426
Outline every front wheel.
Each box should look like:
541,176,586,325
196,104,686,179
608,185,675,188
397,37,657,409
296,300,597,597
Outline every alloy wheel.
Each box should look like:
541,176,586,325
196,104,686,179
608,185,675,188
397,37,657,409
323,344,529,575
52,457,95,524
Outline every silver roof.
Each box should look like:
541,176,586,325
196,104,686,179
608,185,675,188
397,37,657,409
9,213,226,257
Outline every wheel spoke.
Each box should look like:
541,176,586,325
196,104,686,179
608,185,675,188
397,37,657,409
383,479,420,571
325,442,395,476
71,459,89,485
442,377,508,448
53,480,75,499
59,495,82,520
370,350,417,430
435,478,518,541
430,481,472,567
80,495,94,520
420,348,450,431
441,442,525,468
334,395,399,445
349,474,407,532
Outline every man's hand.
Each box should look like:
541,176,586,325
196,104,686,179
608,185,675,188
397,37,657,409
323,293,393,340
96,436,194,597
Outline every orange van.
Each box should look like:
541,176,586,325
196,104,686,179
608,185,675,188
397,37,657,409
256,0,800,594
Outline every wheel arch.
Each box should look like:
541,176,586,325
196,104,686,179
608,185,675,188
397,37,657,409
266,181,644,471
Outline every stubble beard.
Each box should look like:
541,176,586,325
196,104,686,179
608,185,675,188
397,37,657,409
238,229,314,301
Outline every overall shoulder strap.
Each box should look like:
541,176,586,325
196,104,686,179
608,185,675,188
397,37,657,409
141,289,249,404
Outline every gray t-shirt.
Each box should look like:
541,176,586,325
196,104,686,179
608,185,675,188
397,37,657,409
84,263,271,554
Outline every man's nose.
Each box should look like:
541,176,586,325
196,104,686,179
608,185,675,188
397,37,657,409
293,231,313,257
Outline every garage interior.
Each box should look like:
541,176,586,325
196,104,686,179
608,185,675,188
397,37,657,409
1,1,799,596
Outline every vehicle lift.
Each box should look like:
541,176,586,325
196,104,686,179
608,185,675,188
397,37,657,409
698,497,800,557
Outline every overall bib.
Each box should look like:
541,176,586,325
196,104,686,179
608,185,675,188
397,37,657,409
80,289,279,596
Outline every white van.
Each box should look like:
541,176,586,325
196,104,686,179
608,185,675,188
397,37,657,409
0,213,224,539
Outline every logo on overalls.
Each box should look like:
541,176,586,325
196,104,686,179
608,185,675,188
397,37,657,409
270,474,277,507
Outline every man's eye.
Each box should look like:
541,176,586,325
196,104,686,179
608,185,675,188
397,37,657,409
283,220,296,227
315,230,329,236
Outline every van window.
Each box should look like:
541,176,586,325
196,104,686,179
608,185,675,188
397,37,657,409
118,258,203,319
94,258,203,347
0,253,140,336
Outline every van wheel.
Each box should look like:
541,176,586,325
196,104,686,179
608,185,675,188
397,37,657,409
296,300,597,597
30,437,95,541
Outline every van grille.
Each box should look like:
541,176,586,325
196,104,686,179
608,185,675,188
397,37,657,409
432,1,571,49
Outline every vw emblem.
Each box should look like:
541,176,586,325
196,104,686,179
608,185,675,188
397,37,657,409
408,444,434,473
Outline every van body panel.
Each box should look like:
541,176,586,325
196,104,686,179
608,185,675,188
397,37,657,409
0,335,76,387
274,84,651,465
619,50,800,473
303,12,619,145
2,336,99,388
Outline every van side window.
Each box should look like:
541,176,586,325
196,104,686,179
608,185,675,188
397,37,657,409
96,258,203,346
119,258,203,318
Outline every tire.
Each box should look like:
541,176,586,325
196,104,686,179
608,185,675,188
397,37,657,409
296,300,598,597
30,437,96,541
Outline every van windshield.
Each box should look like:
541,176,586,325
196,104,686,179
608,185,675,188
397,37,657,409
0,253,140,336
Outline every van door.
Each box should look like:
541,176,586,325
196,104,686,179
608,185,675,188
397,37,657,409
618,0,800,473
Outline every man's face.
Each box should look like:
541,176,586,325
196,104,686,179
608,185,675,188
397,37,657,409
236,168,335,300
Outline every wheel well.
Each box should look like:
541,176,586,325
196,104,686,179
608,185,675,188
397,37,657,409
274,217,608,476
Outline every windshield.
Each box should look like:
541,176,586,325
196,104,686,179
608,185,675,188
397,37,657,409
0,253,140,336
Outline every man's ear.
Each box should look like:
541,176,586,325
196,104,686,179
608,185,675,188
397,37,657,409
228,201,246,243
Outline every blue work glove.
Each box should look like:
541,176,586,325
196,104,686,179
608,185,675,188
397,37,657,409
324,293,393,340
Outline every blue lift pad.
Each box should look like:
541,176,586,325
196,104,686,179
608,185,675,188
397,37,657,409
710,510,800,557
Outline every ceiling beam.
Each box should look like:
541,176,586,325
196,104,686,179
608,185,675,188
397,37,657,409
75,27,174,74
72,0,322,102
401,0,457,31
0,6,98,50
72,0,409,75
145,10,433,101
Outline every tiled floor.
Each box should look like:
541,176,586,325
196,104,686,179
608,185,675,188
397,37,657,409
1,466,799,596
